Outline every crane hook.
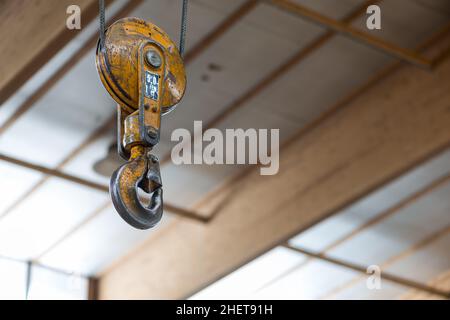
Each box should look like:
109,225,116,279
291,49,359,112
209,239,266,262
110,146,163,229
95,18,186,229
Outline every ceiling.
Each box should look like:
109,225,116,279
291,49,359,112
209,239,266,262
0,0,449,299
191,148,450,299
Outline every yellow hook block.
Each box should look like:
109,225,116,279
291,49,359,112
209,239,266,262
96,17,186,115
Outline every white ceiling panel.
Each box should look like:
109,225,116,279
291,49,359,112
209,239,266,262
162,162,241,208
0,257,27,300
38,206,173,276
28,265,88,300
61,130,113,185
0,178,108,260
0,162,44,215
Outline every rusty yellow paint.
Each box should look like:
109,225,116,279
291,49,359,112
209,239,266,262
117,145,147,213
121,111,142,153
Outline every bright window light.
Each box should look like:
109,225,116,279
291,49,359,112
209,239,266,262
190,247,306,300
27,265,88,300
0,257,26,300
0,257,88,300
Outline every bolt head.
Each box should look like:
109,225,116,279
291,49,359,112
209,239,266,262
145,50,162,68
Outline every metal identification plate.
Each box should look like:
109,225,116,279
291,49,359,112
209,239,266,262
145,71,160,100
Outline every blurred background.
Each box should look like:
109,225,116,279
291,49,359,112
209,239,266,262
0,0,449,299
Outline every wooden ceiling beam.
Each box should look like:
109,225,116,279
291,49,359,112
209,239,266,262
0,0,113,106
97,34,450,299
